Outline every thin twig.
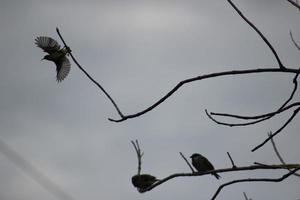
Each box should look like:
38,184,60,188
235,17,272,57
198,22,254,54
269,132,300,177
109,67,299,122
141,163,300,192
243,192,251,200
227,152,237,168
227,0,285,69
290,30,300,51
55,28,124,119
279,67,300,109
209,101,300,120
287,0,300,10
0,139,74,200
206,67,300,127
251,107,300,152
211,167,300,200
131,140,143,175
253,162,274,167
206,110,271,127
179,152,195,173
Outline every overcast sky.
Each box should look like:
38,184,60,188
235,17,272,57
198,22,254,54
1,0,300,199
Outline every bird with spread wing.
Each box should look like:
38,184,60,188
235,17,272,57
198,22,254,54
35,36,71,82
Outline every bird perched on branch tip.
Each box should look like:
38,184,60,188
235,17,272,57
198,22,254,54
190,153,221,179
35,36,71,82
131,174,159,192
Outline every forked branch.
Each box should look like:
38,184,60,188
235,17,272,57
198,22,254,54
140,163,300,192
131,140,143,175
251,107,300,152
211,167,300,200
206,67,300,127
55,0,298,123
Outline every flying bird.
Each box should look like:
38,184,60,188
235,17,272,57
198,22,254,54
190,153,221,179
35,36,71,82
131,174,159,192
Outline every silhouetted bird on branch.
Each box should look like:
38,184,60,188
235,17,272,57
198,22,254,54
190,153,221,179
131,174,159,192
35,36,71,82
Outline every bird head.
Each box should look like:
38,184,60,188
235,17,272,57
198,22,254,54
190,153,202,159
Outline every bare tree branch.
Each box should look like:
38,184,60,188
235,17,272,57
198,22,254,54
53,1,298,124
209,101,300,120
131,140,143,175
227,152,237,168
140,163,300,192
243,192,252,200
206,67,300,126
56,28,124,119
290,30,300,51
211,167,300,200
287,0,300,10
179,152,195,173
280,67,300,109
206,110,272,127
251,107,300,152
57,26,298,124
109,68,299,122
269,132,300,177
227,0,285,69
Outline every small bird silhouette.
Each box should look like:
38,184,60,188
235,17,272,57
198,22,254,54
35,36,71,82
131,174,159,192
190,153,221,179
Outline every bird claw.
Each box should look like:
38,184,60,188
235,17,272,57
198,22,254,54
64,46,72,54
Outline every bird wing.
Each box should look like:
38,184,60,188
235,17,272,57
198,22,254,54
203,157,215,170
55,56,71,82
35,36,61,54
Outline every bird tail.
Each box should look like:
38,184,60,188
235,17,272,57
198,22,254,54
213,173,221,179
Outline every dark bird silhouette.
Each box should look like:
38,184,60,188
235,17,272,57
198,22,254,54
131,174,159,192
35,36,71,82
190,153,221,179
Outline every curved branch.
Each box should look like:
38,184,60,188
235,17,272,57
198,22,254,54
140,163,300,192
55,28,124,119
109,67,299,122
211,167,300,200
227,0,285,69
251,107,300,152
206,67,300,126
290,30,300,51
209,102,300,120
55,30,299,124
206,110,272,127
56,0,297,123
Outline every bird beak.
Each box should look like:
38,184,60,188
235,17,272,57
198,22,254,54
41,58,44,61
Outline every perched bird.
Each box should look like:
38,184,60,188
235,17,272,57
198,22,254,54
131,174,159,192
35,36,71,82
190,153,221,179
